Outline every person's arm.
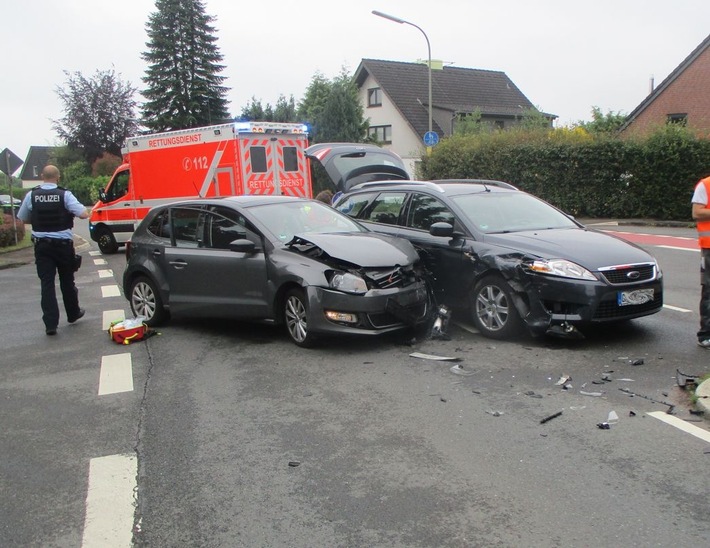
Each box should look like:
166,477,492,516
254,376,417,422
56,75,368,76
65,191,90,219
692,202,710,221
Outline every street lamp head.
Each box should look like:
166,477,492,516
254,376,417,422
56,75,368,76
372,10,406,24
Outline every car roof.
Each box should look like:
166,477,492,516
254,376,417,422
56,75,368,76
156,195,316,210
345,179,518,196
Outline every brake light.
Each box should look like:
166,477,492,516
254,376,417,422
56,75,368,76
125,241,132,262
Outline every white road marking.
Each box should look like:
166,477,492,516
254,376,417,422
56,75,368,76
648,411,710,443
93,258,108,265
102,310,126,330
89,251,101,256
81,453,137,548
98,353,134,395
101,285,122,298
657,245,699,252
98,269,113,278
663,304,692,313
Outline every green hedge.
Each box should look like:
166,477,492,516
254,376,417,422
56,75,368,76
419,125,710,221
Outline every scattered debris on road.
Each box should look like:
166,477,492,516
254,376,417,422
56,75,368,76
409,352,461,362
540,410,563,424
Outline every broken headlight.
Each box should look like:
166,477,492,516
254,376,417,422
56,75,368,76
526,259,597,281
327,271,368,294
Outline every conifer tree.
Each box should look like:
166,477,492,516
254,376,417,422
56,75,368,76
141,0,229,131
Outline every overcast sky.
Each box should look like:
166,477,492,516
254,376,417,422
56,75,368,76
2,0,709,172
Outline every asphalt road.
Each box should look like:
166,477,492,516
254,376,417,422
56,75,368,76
1,221,709,547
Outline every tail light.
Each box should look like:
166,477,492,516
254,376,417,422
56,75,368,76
125,241,132,262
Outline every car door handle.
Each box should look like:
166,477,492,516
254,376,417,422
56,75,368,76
169,259,188,269
152,249,162,258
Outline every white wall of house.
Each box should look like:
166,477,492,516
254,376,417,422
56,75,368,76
359,73,425,177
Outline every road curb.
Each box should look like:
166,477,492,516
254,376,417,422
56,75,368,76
695,378,710,417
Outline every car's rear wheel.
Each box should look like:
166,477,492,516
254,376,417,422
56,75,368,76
96,227,119,254
471,275,522,339
129,276,168,326
284,288,317,348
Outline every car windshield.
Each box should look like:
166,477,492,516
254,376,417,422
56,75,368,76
249,200,367,242
451,192,578,233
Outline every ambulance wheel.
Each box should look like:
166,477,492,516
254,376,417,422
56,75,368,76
284,288,317,348
129,276,167,326
97,227,119,254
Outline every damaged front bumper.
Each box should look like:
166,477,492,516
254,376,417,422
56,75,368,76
511,273,664,337
304,281,431,336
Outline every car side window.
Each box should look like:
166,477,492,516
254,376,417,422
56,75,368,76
334,192,377,218
206,206,260,249
146,210,172,240
361,192,406,225
406,193,455,231
171,207,202,248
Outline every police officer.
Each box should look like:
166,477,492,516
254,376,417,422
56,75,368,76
692,173,710,348
17,165,89,335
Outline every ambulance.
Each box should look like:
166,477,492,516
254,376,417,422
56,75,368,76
89,121,312,253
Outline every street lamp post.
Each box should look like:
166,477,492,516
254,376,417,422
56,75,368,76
372,10,433,152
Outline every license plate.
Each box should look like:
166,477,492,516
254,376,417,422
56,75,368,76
618,288,654,306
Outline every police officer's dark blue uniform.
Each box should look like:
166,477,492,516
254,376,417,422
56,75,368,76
17,165,89,335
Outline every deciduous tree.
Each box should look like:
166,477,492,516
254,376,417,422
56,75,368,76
52,69,137,164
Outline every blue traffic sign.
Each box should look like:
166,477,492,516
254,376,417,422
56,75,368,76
423,131,439,147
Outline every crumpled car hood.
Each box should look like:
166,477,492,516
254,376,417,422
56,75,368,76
289,232,417,267
484,227,656,269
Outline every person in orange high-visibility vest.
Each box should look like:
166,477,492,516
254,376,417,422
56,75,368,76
691,174,710,348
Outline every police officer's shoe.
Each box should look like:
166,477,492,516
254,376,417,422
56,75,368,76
46,327,57,336
68,309,85,324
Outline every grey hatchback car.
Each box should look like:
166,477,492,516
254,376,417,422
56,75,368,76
122,195,430,347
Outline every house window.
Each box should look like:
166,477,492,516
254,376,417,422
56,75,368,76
368,88,382,107
667,113,687,126
367,125,392,144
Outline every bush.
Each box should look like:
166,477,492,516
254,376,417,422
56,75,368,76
0,214,26,248
419,125,710,221
65,175,109,206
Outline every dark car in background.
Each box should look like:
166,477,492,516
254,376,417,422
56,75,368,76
122,195,430,347
305,143,410,194
333,180,663,340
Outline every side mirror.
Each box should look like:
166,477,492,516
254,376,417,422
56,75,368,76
229,239,256,253
98,189,108,203
430,221,454,238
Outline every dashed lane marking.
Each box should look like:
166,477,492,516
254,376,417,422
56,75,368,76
93,258,108,266
98,353,134,395
98,269,113,278
102,310,126,330
101,285,121,298
81,453,137,548
89,251,101,256
648,411,710,443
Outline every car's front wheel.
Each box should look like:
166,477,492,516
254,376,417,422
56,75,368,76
129,276,168,326
471,275,522,339
284,288,317,348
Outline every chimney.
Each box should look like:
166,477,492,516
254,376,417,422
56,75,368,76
649,75,655,94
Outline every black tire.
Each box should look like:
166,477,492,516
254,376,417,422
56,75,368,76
283,288,317,348
97,227,119,254
471,275,522,339
129,276,167,326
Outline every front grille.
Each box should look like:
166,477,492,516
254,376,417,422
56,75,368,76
593,291,663,320
369,302,428,328
599,264,656,285
365,266,417,289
